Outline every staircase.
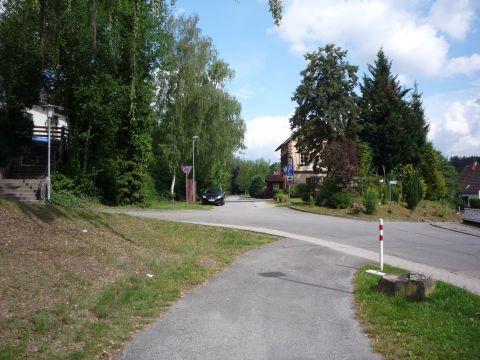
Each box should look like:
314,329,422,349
0,143,55,202
0,178,43,202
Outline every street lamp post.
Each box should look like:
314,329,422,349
43,105,55,202
192,135,199,203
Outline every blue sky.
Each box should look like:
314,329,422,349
175,0,480,163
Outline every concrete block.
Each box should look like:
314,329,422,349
378,272,436,300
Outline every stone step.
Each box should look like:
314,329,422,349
0,180,42,187
0,194,40,202
0,187,38,193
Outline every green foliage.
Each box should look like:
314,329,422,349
469,198,480,209
391,184,401,202
359,51,428,173
378,183,388,204
326,192,352,209
290,183,308,199
0,109,33,166
437,152,463,198
234,158,271,194
315,177,341,206
290,44,359,170
363,188,379,214
153,16,246,198
0,0,170,205
249,175,265,198
405,173,424,210
50,191,89,208
358,142,375,194
421,143,448,200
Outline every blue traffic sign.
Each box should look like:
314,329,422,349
287,165,294,176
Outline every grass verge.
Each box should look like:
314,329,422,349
285,198,462,222
354,264,480,359
0,199,276,359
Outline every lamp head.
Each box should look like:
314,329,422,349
193,135,199,140
43,104,55,118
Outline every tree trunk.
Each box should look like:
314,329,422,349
170,170,176,202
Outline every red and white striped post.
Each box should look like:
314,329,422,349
379,218,384,271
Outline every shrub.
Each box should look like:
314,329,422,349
378,183,388,204
405,173,424,210
363,188,378,214
470,198,480,209
315,177,340,206
326,191,351,209
51,190,88,208
290,183,307,198
391,184,401,202
248,175,265,198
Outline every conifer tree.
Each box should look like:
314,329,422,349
359,49,428,173
290,44,359,171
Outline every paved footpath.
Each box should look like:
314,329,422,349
122,238,382,360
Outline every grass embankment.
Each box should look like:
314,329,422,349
284,198,462,222
354,264,480,359
108,199,211,211
0,200,276,359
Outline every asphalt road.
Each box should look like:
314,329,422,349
122,238,381,360
117,197,480,359
111,197,480,286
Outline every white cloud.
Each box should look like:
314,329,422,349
233,87,265,100
274,0,480,78
428,0,477,40
427,95,480,156
240,115,291,162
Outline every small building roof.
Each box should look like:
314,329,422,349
275,136,293,152
459,161,480,194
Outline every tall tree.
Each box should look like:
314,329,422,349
290,44,359,171
0,0,170,204
153,15,245,198
359,49,428,173
420,142,448,200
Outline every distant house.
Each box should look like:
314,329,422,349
265,136,325,197
459,160,480,205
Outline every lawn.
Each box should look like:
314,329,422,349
282,198,462,222
354,264,480,359
0,199,276,359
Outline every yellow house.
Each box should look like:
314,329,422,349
274,136,325,186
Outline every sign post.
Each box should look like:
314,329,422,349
379,219,384,271
286,165,294,204
388,180,397,212
181,166,191,203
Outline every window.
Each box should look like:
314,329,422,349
273,183,279,190
300,152,309,165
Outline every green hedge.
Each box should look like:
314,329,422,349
469,198,480,209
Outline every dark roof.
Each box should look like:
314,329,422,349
265,174,283,182
275,136,293,152
459,162,480,194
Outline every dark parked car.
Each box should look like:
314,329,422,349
202,188,225,205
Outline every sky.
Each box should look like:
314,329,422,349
175,0,480,163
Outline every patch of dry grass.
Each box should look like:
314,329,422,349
286,198,462,222
0,200,276,359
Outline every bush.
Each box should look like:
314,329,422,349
391,184,401,202
363,188,378,214
326,191,351,209
50,190,88,208
315,177,340,206
249,175,265,198
470,198,480,209
405,173,424,210
378,183,388,204
290,183,307,198
273,189,287,202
